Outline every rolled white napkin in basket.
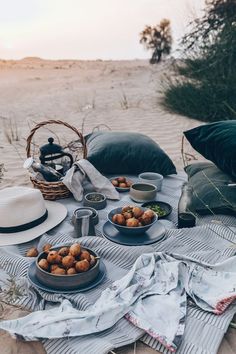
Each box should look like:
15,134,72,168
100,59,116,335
62,159,120,201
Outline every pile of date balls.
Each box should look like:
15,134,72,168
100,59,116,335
26,243,97,275
112,205,155,227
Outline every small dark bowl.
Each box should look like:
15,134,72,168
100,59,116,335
141,201,173,219
110,177,134,192
35,245,100,291
83,193,107,210
108,207,157,235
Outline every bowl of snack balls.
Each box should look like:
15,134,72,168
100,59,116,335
35,243,100,290
110,177,133,192
108,205,157,235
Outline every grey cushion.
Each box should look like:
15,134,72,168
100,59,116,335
185,162,236,215
85,131,176,175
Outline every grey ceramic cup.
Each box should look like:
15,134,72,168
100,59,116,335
130,183,157,203
73,209,96,238
72,207,99,226
138,172,163,191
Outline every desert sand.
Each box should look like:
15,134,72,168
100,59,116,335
0,57,201,189
0,58,235,354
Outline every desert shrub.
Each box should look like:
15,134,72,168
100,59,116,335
140,19,172,63
163,0,236,122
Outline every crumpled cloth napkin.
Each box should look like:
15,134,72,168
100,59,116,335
62,159,119,201
1,252,236,352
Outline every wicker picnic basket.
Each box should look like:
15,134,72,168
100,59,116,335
26,119,87,200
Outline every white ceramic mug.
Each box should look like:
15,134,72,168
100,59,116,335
138,172,163,191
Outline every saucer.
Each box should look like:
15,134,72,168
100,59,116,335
28,261,106,294
102,221,166,246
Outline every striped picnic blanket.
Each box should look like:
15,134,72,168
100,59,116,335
0,172,236,354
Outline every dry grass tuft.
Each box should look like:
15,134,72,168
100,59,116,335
119,91,129,110
4,118,20,144
0,164,4,182
0,274,26,305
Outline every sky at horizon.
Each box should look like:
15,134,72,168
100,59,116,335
0,0,205,60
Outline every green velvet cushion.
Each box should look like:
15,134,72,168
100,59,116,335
185,162,236,215
184,120,236,180
85,131,176,175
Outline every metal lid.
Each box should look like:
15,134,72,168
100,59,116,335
39,137,63,156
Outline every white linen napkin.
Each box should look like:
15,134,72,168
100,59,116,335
1,252,236,351
62,159,120,201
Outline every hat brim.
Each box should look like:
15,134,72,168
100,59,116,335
0,201,67,246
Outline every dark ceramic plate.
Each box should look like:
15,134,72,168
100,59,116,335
102,221,165,246
28,261,106,294
141,201,173,219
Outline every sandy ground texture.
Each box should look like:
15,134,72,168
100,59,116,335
0,58,235,354
0,57,202,188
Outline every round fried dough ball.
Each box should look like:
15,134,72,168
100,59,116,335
133,207,144,218
140,215,152,225
112,214,126,225
122,205,133,213
119,183,127,188
69,243,81,257
47,251,61,264
111,179,119,187
143,210,155,219
123,211,133,219
117,177,126,183
67,267,77,275
26,247,38,257
126,218,139,227
126,180,132,187
38,259,49,271
58,247,69,257
75,260,90,272
51,267,66,275
62,255,75,269
80,250,91,262
43,244,52,254
50,264,59,272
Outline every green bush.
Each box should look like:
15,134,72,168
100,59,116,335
163,0,236,122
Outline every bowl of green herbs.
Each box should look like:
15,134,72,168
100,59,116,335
141,201,172,219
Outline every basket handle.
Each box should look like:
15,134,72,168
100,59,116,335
26,119,87,159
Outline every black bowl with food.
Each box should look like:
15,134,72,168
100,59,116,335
141,201,172,219
108,206,157,235
35,244,100,290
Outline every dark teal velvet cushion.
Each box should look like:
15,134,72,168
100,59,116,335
185,162,236,215
85,131,176,175
184,121,236,180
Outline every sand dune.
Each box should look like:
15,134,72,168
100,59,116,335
0,58,200,188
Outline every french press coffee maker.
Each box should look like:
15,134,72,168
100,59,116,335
39,137,74,174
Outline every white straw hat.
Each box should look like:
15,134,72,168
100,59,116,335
0,186,67,246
